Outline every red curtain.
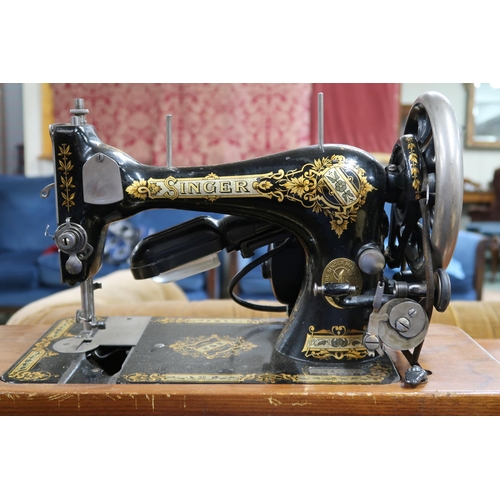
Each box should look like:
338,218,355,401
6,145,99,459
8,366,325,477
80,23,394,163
310,84,401,153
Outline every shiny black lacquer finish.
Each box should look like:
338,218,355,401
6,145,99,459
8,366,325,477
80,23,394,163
51,123,387,363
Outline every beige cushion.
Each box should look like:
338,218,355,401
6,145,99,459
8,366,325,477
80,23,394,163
10,270,500,340
8,270,187,325
430,301,500,339
7,269,285,326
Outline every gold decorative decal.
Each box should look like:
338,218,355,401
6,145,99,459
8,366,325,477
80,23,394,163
405,136,421,195
253,156,375,236
153,317,270,325
322,258,362,308
169,334,257,360
121,366,392,384
301,325,371,361
7,318,75,381
122,372,298,383
57,144,76,210
126,173,262,203
125,155,375,235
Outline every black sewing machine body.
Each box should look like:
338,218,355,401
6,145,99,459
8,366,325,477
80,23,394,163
2,91,463,386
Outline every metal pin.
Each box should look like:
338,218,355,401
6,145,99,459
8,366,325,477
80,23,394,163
166,114,172,168
70,98,89,125
318,92,324,151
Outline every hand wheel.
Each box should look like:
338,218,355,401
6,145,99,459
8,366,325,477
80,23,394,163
386,91,463,279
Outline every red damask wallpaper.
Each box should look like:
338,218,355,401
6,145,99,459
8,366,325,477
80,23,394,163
51,83,400,167
51,83,313,166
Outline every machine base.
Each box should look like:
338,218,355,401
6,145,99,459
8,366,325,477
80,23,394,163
2,317,400,385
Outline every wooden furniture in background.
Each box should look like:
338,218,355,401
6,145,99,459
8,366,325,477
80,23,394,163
467,221,500,282
468,169,500,220
463,190,495,205
463,178,494,210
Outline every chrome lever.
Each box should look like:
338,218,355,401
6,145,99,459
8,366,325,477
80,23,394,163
40,183,55,199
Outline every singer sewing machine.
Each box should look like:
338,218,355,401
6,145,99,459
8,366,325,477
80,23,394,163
2,91,463,387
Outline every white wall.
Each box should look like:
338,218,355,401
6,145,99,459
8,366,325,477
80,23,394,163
23,83,500,188
22,83,53,177
1,84,24,174
22,83,44,176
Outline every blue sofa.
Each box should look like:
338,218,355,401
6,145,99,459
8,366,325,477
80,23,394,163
0,175,223,310
0,175,63,309
1,175,486,311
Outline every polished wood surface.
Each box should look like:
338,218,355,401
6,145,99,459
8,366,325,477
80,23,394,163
1,324,500,415
477,339,500,361
463,191,495,205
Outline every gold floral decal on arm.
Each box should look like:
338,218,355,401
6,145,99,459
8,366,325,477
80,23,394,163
125,156,375,236
125,178,163,200
253,155,376,236
58,144,76,210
